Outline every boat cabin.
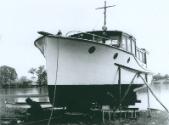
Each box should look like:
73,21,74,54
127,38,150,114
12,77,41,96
69,30,147,64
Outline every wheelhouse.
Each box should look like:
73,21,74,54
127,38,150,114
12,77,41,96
69,30,147,64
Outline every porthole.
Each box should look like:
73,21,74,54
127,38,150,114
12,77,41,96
113,53,118,59
88,46,96,54
127,57,130,63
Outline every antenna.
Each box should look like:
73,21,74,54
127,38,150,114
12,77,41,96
96,1,116,31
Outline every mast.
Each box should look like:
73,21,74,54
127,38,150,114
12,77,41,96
96,1,115,31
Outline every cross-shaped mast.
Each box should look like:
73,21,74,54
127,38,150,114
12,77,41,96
96,1,115,31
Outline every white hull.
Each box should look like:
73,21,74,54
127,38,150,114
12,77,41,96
35,36,150,86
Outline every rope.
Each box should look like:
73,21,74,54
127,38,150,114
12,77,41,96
47,40,60,125
120,73,138,104
139,75,169,113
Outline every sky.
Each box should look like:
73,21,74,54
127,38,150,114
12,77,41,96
0,0,169,78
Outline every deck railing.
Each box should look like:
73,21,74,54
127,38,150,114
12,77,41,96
66,31,112,41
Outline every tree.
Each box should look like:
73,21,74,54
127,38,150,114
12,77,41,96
28,68,36,79
36,65,47,86
153,73,169,81
164,74,169,79
0,65,17,87
18,76,32,87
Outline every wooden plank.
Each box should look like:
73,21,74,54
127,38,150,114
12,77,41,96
5,103,52,109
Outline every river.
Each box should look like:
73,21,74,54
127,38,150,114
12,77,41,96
0,87,48,95
0,87,49,118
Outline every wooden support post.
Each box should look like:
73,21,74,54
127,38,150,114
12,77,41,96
118,66,122,120
108,112,111,120
147,86,151,117
118,67,121,110
146,74,151,117
102,110,105,123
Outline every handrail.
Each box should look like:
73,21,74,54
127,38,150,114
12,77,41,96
66,30,113,41
65,30,82,36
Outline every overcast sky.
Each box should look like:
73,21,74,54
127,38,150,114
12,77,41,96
0,0,169,77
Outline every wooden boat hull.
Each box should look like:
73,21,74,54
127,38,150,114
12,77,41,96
35,35,151,111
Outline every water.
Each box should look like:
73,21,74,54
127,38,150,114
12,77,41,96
0,87,48,95
136,82,169,111
0,87,49,118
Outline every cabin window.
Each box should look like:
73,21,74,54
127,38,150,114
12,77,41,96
136,48,147,64
111,36,120,45
105,36,119,46
143,53,145,63
121,36,134,53
140,52,144,62
142,51,147,63
131,40,136,55
121,36,127,50
136,49,140,59
112,39,119,45
127,38,132,53
140,49,147,64
105,40,112,45
143,53,147,64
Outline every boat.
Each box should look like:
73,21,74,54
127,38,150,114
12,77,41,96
34,1,152,112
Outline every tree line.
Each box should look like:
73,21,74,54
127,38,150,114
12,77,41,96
153,73,169,81
0,65,47,88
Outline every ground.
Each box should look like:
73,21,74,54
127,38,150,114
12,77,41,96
1,95,169,125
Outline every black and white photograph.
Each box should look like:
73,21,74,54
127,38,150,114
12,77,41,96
0,0,169,125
